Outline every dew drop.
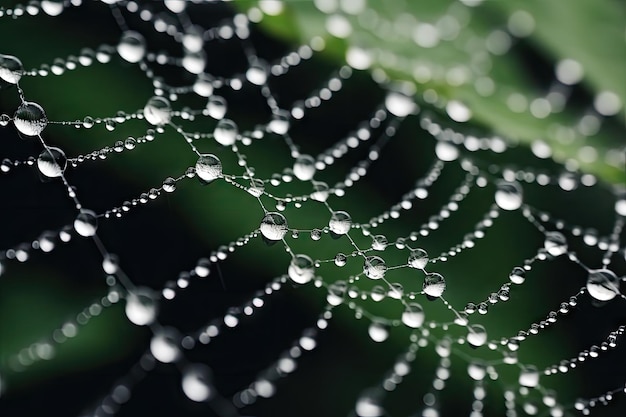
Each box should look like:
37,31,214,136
247,178,265,197
268,109,290,134
37,147,67,178
468,361,486,380
495,180,523,210
355,392,384,417
423,272,446,298
544,231,567,256
41,0,64,16
246,59,268,85
408,248,429,269
293,154,316,181
102,254,119,274
195,154,222,183
329,211,352,235
182,25,204,53
193,73,214,97
0,54,24,85
125,287,158,326
260,212,288,240
288,254,315,284
334,253,347,267
74,210,98,237
117,31,146,63
213,118,238,146
327,280,347,306
435,141,459,161
14,101,47,136
150,328,181,363
363,256,387,279
162,177,176,192
143,96,172,126
385,91,416,117
402,303,425,328
467,324,487,347
509,267,526,284
586,269,620,302
519,365,540,387
368,321,389,342
311,181,330,202
207,95,227,119
182,365,213,402
182,51,206,74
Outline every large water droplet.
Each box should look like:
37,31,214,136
117,31,146,63
268,110,290,134
213,118,238,146
435,141,459,161
355,392,385,417
586,269,621,301
327,281,347,306
195,154,222,183
311,181,330,202
37,147,67,178
385,91,416,117
293,154,316,181
495,180,523,210
402,303,425,328
467,324,487,347
14,101,47,136
150,328,181,363
468,361,486,380
260,212,288,240
74,210,98,237
182,365,213,402
368,321,389,342
509,266,526,284
329,211,352,235
246,59,268,85
207,95,227,119
0,54,24,85
423,272,446,298
544,231,567,256
408,248,428,269
193,73,214,97
363,256,387,279
182,25,204,53
143,96,172,126
182,51,206,74
41,0,64,16
288,254,315,284
519,365,539,387
125,287,158,326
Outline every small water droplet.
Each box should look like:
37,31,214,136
41,0,64,16
268,109,290,134
586,269,620,302
327,281,347,305
385,91,416,117
544,231,567,256
125,287,158,326
182,365,213,402
102,254,119,274
195,154,222,183
74,210,98,237
329,211,352,235
163,177,176,192
260,212,288,240
495,180,523,210
467,324,487,347
117,31,146,63
0,54,24,85
408,248,429,269
288,254,315,284
311,181,329,202
293,154,316,181
402,303,425,328
519,365,540,387
193,73,214,97
143,96,172,126
368,321,389,342
363,256,387,279
150,328,181,363
334,253,347,267
207,95,227,119
37,147,67,178
423,272,445,298
509,266,526,284
246,59,268,85
468,361,486,380
14,101,47,136
213,118,238,146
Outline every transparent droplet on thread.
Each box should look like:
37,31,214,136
586,269,620,301
102,254,119,274
363,256,387,279
495,180,523,210
402,303,425,328
293,154,316,181
182,365,213,402
0,54,24,85
14,101,47,136
467,324,487,347
125,287,158,326
544,231,567,256
368,321,389,342
213,118,238,146
519,365,540,387
260,212,288,241
117,31,146,63
150,328,181,363
288,254,315,284
329,211,352,235
195,154,222,183
37,147,67,178
423,272,446,297
74,210,98,237
143,96,172,126
408,248,429,269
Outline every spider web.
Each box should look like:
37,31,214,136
0,1,625,417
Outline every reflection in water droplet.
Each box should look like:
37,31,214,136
293,154,316,181
408,248,429,269
193,73,214,97
195,154,222,183
117,31,146,63
329,211,352,235
519,365,539,387
14,102,47,136
74,210,98,237
0,54,24,85
288,254,315,284
402,303,425,328
37,147,67,178
587,269,620,302
143,96,172,126
467,324,487,347
544,231,567,256
495,180,523,211
423,272,446,297
509,267,526,284
260,212,288,241
125,287,158,326
363,256,387,279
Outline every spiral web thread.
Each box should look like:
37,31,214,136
0,1,625,417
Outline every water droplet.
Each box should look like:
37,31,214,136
368,321,389,342
268,109,290,134
586,269,621,301
163,177,176,192
125,287,158,326
468,361,486,380
495,180,523,210
117,31,146,63
423,272,445,298
371,235,387,251
327,281,347,306
37,147,67,178
207,95,227,119
310,229,322,240
435,141,459,161
402,303,425,328
102,254,119,274
329,211,352,235
363,256,387,279
408,248,429,269
509,266,526,284
446,100,471,122
182,25,204,52
293,154,316,181
246,59,268,85
14,101,47,136
288,254,315,284
0,54,24,85
195,154,222,183
519,365,539,387
193,73,214,97
182,365,213,402
544,231,567,256
143,96,171,126
213,118,238,146
182,51,206,74
150,328,181,363
311,181,330,202
247,178,265,197
74,210,98,237
334,253,347,267
467,324,487,347
355,392,385,417
385,91,416,117
260,212,288,240
41,0,64,16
